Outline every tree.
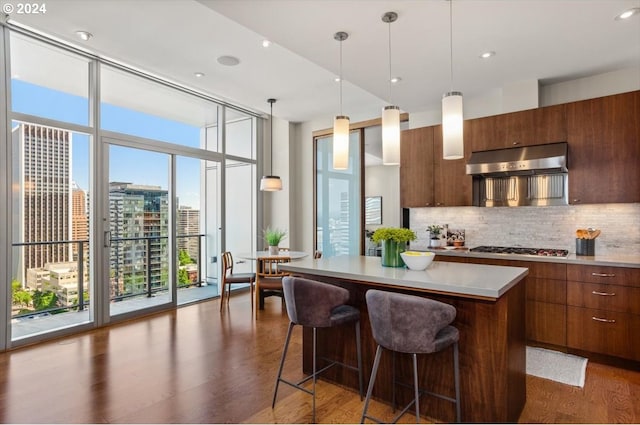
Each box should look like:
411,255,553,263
178,268,190,285
12,280,32,309
178,249,194,266
32,290,58,311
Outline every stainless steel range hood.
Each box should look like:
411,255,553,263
466,142,568,176
467,142,568,207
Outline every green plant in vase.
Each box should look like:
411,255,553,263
264,227,287,255
371,227,417,267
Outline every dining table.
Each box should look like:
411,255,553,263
237,250,309,311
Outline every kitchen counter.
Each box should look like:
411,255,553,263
280,255,528,300
281,255,528,422
425,248,640,268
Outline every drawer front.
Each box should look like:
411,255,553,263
526,278,566,304
567,265,640,288
567,306,639,360
526,300,566,346
567,281,640,314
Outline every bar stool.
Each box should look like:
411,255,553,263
360,290,461,424
272,276,364,423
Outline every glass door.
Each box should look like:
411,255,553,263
106,144,172,317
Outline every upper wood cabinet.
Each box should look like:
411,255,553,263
567,90,640,204
433,125,472,206
466,104,566,151
400,127,434,207
400,126,472,207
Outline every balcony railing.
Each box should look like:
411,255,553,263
11,233,206,319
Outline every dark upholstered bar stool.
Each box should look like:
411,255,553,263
272,276,363,423
360,290,461,424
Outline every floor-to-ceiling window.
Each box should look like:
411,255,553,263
1,25,260,348
315,131,362,257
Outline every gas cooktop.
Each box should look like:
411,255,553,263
470,245,569,258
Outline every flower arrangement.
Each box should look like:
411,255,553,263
427,224,443,240
263,227,287,246
371,227,417,244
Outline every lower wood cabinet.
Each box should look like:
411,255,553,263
567,306,640,361
526,300,566,346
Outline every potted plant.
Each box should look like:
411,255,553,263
264,227,287,255
427,224,443,248
371,227,417,267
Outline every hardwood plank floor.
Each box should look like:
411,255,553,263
0,290,637,423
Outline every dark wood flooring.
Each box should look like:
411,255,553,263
0,290,638,423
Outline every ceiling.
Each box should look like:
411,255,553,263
6,0,640,125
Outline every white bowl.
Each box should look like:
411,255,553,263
400,251,435,270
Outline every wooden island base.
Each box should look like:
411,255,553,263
298,274,526,423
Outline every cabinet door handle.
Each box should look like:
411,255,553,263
591,290,615,296
592,316,616,323
591,272,615,277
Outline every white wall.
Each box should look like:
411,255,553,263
286,67,640,256
365,165,401,230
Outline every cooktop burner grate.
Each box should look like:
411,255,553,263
470,245,569,257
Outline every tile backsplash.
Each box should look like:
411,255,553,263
410,203,640,256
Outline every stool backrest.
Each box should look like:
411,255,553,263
365,289,456,353
282,277,350,328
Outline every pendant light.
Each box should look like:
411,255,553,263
442,0,464,160
260,98,283,191
382,11,401,166
333,31,350,170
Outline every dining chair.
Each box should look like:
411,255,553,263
256,256,291,312
220,251,256,312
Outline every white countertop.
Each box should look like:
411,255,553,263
279,255,528,300
427,248,640,268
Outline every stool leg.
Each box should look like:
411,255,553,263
453,342,461,423
392,351,396,412
312,327,317,423
360,345,383,424
272,321,295,408
412,353,420,423
355,320,363,399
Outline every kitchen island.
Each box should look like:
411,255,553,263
280,255,529,423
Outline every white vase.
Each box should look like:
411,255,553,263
268,245,279,256
430,239,441,248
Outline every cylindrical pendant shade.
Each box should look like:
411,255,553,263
260,175,282,191
382,105,401,165
442,91,464,160
333,115,350,170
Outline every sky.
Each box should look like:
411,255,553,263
12,80,202,208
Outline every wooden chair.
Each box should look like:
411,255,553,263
256,256,291,312
220,251,256,312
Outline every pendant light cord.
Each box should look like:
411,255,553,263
449,0,454,92
339,39,343,115
388,20,393,104
270,100,274,174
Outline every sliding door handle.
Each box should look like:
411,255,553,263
104,231,111,248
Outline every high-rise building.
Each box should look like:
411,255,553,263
108,182,169,299
177,206,200,262
13,123,73,284
71,182,89,260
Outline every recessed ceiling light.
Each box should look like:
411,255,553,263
479,51,496,59
194,72,205,78
334,76,341,82
75,30,92,41
262,39,271,48
615,7,639,20
390,77,402,84
217,55,240,66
